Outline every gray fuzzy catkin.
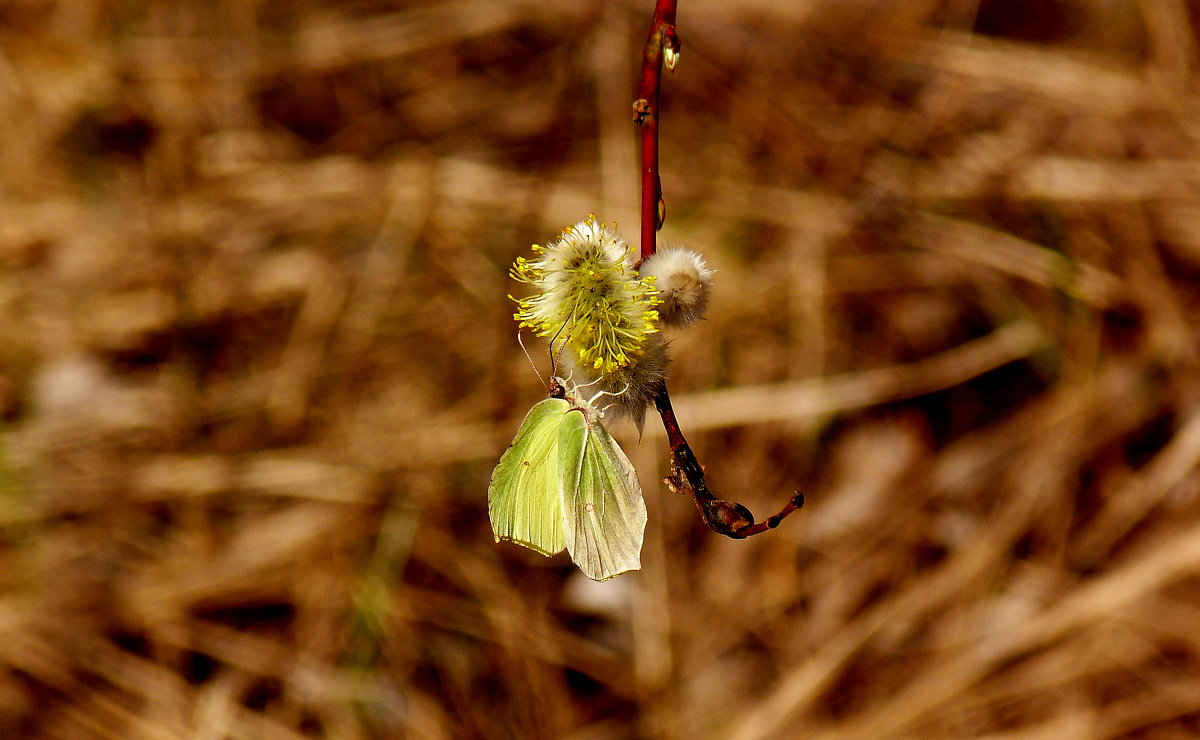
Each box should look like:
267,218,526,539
639,247,714,328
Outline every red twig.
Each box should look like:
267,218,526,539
633,0,678,262
634,0,804,538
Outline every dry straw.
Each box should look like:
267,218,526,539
1,1,1200,738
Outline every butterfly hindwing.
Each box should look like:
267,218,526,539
558,407,647,581
488,398,570,556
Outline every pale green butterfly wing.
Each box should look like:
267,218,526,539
489,398,570,556
558,408,647,581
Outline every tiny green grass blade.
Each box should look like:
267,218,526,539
489,398,570,556
559,409,647,581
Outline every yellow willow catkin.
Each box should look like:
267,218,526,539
510,214,661,376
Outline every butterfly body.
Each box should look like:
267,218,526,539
489,378,647,581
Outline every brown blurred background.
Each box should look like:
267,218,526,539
4,0,1200,737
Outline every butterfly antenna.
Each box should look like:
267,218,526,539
547,307,577,378
549,333,573,382
516,329,548,386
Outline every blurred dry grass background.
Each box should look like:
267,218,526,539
3,0,1200,737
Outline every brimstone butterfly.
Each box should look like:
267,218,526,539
488,377,647,581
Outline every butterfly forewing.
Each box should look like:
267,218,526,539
488,398,570,556
558,408,647,581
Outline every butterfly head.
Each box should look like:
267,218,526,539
547,376,569,400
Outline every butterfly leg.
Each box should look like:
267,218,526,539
587,382,631,408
